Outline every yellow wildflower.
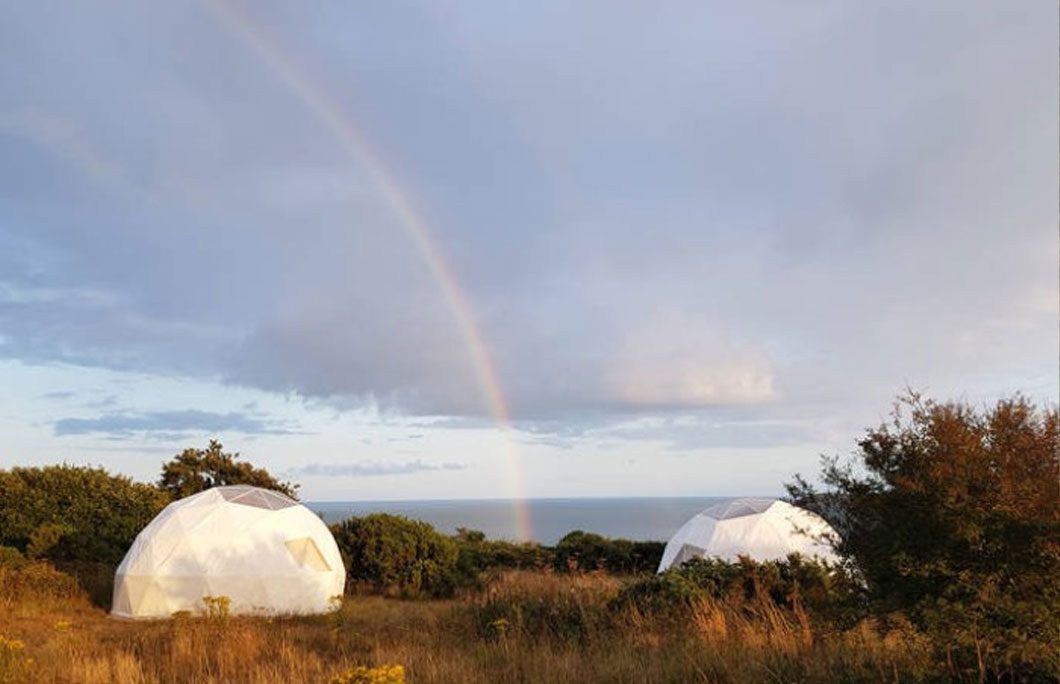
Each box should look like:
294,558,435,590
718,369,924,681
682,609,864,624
330,664,406,684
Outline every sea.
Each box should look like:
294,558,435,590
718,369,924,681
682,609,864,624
308,497,739,545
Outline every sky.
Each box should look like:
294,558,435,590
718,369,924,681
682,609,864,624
1,1,1056,518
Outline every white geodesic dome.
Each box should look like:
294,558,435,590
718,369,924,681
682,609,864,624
657,498,839,572
112,485,345,618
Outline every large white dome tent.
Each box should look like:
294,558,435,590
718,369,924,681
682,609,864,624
657,497,839,572
112,485,345,618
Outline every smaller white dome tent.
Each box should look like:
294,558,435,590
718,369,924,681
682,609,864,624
658,497,839,572
112,485,345,618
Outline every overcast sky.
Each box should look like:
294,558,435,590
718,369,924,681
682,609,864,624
1,1,1056,512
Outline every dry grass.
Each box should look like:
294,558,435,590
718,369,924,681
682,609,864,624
0,564,940,684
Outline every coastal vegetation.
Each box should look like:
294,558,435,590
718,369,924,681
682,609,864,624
0,394,1055,683
789,393,1059,679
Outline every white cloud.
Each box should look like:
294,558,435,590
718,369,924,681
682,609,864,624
605,315,775,406
287,460,468,477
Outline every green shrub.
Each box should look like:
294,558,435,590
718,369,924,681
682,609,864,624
331,514,460,597
0,465,169,565
26,522,71,559
0,560,84,607
552,530,665,573
55,560,116,609
0,548,24,571
469,571,620,644
613,556,854,619
611,566,705,616
453,528,551,584
669,556,746,598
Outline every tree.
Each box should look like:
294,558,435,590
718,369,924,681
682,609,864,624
158,440,298,499
787,393,1059,681
0,465,169,565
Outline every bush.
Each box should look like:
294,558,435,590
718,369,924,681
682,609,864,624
0,548,24,571
331,514,460,597
788,393,1060,681
612,566,706,616
453,528,551,583
55,560,115,609
0,560,84,608
552,530,665,573
0,465,169,565
470,570,621,643
613,556,854,619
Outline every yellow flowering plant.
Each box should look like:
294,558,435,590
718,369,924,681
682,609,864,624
330,664,406,684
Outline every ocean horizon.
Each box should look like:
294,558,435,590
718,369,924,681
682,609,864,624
307,496,766,545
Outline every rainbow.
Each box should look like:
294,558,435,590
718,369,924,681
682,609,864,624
202,0,532,541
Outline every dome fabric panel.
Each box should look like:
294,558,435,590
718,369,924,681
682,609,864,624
112,485,345,618
657,498,839,572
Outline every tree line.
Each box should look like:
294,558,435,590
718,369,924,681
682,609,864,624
0,440,665,591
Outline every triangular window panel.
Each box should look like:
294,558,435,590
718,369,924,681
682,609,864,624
218,485,257,502
285,537,331,571
262,490,297,510
217,485,296,510
704,498,778,520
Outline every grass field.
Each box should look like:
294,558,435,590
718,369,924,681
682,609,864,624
0,563,941,684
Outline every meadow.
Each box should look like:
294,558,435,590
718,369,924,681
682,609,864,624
1,563,938,684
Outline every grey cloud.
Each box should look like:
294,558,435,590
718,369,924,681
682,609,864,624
0,1,1054,432
38,391,119,409
602,417,827,452
40,390,76,400
53,410,297,439
59,442,180,455
289,460,468,477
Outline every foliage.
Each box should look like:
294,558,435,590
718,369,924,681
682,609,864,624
453,528,550,583
787,393,1060,681
202,595,232,622
613,555,854,619
0,548,24,571
552,530,665,573
0,560,84,608
159,439,298,499
614,558,739,615
331,514,460,597
332,521,666,597
470,570,621,643
330,665,406,684
0,465,169,565
54,560,116,610
26,522,71,560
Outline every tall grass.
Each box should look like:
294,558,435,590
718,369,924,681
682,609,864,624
1,564,947,683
